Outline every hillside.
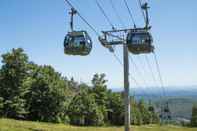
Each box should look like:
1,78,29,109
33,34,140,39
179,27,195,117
0,119,196,131
168,97,195,119
113,87,197,121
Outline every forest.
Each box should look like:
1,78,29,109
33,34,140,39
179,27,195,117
0,48,160,126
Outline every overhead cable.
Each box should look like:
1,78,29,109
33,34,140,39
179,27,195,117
64,0,100,36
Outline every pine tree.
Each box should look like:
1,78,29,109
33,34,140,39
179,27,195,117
24,65,69,123
138,99,151,124
0,97,3,117
68,89,104,126
131,97,143,125
191,104,197,127
0,48,28,119
91,73,108,122
107,92,124,125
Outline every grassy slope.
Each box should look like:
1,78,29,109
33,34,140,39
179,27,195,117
0,119,196,131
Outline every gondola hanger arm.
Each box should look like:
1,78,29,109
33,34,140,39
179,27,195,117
69,8,77,32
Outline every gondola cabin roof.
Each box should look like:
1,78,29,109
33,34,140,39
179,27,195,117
68,31,86,36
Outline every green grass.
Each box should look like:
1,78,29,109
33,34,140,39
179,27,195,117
0,118,196,131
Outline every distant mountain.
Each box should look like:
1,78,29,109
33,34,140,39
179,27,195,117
111,85,197,98
111,85,197,120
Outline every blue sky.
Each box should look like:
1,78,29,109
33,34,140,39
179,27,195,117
0,0,197,89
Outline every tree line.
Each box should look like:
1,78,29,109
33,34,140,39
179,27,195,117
0,48,160,126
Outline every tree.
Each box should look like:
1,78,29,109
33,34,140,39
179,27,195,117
68,89,104,126
67,77,79,92
148,104,160,124
191,104,197,127
138,99,151,124
0,97,3,117
107,92,124,125
24,65,69,123
131,97,143,125
0,71,3,117
91,73,108,122
0,48,28,119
